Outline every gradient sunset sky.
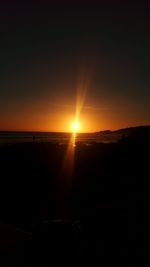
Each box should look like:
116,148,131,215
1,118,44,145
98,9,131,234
0,1,150,132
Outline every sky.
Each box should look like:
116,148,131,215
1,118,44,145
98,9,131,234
0,1,150,132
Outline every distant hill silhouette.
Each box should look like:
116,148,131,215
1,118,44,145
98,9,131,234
97,125,150,135
96,125,150,143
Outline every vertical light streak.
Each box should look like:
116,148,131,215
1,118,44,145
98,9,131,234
54,73,91,218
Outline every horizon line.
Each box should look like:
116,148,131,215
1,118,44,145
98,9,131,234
0,124,150,134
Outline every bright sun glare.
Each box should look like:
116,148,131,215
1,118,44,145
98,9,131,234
73,121,79,132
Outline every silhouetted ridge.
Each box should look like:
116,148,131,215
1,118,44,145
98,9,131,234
96,125,150,139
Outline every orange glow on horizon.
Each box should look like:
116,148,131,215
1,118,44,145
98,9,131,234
1,79,149,133
1,111,149,133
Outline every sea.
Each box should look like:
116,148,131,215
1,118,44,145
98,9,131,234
0,131,119,146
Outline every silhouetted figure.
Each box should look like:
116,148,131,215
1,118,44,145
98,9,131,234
33,135,36,143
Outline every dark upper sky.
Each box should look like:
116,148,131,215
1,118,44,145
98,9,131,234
0,1,150,132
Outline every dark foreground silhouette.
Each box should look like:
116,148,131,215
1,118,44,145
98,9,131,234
0,126,150,266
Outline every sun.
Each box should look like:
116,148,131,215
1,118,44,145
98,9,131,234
72,121,79,133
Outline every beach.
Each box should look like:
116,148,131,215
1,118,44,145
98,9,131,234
0,130,149,265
